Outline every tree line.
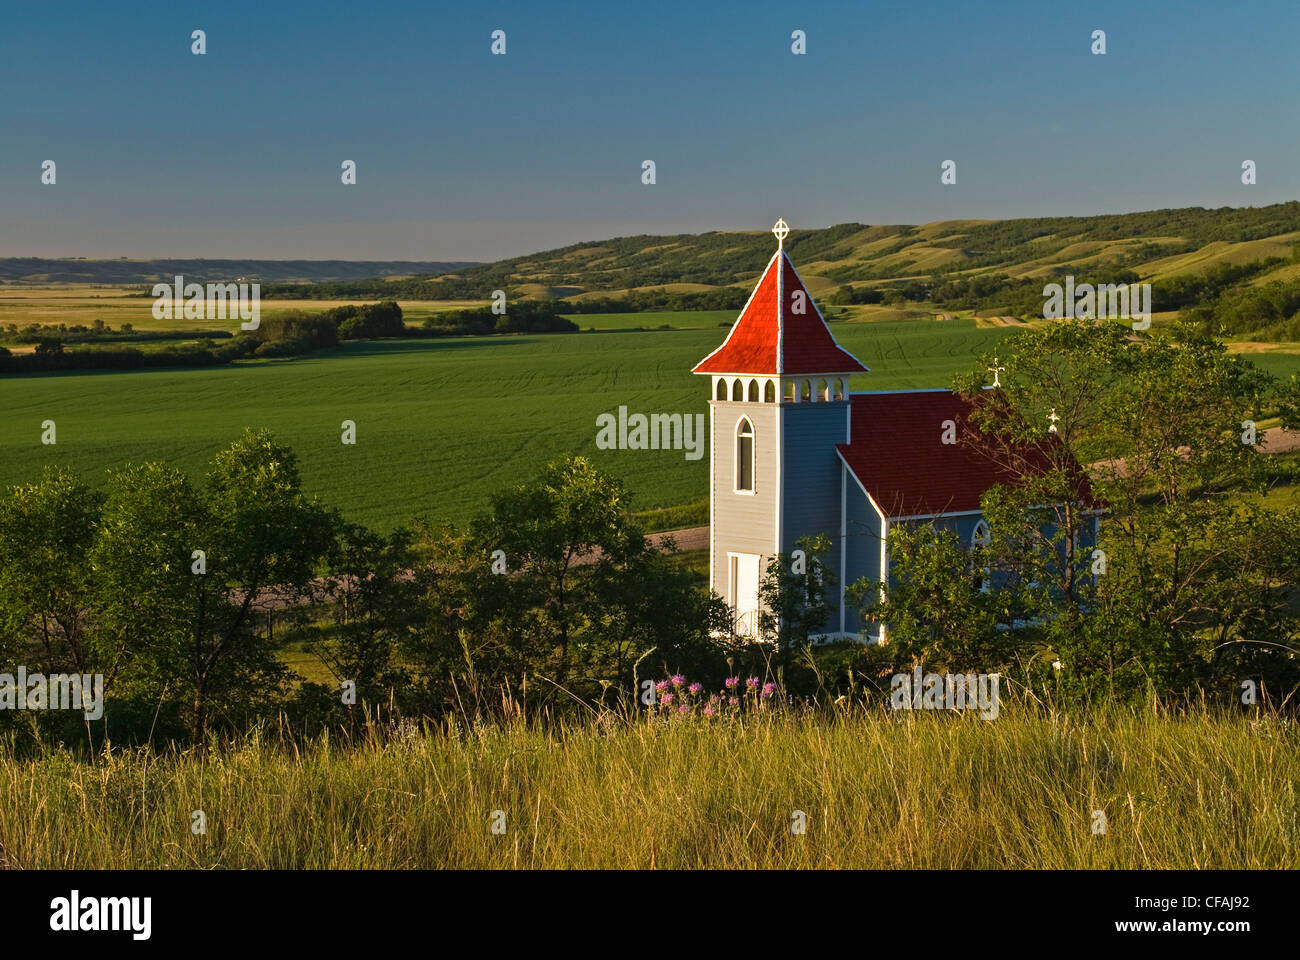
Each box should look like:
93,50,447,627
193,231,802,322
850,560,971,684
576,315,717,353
0,301,580,375
0,443,734,748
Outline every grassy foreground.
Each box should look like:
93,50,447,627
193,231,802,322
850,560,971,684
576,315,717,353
1,704,1295,869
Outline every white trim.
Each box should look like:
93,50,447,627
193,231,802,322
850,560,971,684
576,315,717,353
708,399,715,594
715,371,861,393
691,250,781,375
971,519,992,594
733,415,756,494
836,447,890,643
850,387,950,396
836,447,872,502
775,400,783,556
1092,513,1101,587
889,508,984,522
834,447,983,523
839,462,847,636
776,249,785,376
839,399,851,636
876,513,889,646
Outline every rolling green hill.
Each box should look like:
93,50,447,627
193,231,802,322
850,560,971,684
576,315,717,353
206,203,1300,338
453,203,1300,297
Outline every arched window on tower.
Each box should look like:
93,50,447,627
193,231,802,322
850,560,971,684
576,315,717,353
801,380,812,402
817,378,829,401
716,379,727,401
735,418,754,492
732,379,744,402
971,520,992,593
747,379,759,402
765,380,776,403
833,378,845,401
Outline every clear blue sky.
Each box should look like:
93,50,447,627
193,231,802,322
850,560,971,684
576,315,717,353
3,0,1297,260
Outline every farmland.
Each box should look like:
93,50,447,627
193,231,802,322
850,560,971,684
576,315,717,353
0,317,1023,531
0,284,486,333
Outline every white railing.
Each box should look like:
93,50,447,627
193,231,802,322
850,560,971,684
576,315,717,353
733,609,759,638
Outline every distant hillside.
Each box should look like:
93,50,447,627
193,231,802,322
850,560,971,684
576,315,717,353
437,202,1300,338
0,259,476,285
452,203,1300,298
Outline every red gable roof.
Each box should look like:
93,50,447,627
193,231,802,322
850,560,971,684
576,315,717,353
837,390,1047,519
693,250,868,376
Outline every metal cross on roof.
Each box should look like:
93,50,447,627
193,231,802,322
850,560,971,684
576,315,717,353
772,218,789,250
988,357,1006,388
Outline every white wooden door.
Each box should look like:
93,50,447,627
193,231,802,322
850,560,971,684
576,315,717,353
730,553,761,636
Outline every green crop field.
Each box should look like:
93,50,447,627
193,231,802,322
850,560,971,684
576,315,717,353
564,310,736,331
4,314,1275,532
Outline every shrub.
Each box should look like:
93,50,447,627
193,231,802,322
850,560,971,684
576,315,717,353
254,337,313,358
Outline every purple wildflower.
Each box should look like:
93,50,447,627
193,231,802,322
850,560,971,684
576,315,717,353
688,682,703,694
661,692,674,705
724,676,739,689
678,704,690,714
703,706,715,717
729,697,739,706
655,680,670,693
746,677,760,689
671,674,687,687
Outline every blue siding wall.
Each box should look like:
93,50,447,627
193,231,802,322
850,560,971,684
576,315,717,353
779,400,849,635
842,478,884,640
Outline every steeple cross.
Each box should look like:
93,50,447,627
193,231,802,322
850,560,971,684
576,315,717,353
772,218,789,251
988,357,1006,388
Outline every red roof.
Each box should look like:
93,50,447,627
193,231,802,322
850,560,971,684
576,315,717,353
837,390,1075,518
692,250,868,376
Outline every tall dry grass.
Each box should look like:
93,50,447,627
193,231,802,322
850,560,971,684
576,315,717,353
0,699,1295,869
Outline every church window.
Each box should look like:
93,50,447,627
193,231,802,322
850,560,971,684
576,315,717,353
817,378,829,401
732,379,744,401
801,380,811,402
971,520,992,593
736,419,754,492
765,380,776,403
747,379,759,402
716,379,727,401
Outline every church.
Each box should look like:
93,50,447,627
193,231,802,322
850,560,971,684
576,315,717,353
693,219,1050,644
